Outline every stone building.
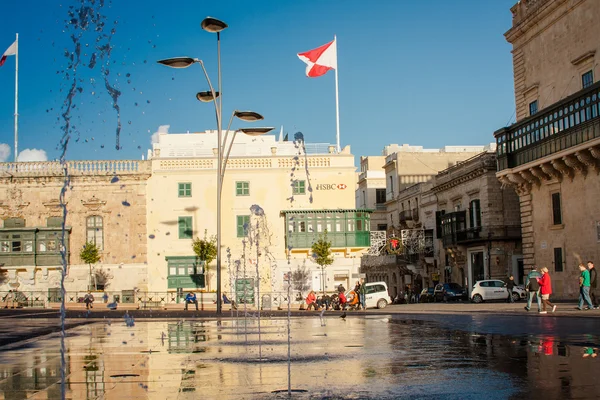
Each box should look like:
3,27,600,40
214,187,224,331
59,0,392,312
433,151,522,295
0,160,150,295
147,130,369,299
359,144,495,297
495,0,600,298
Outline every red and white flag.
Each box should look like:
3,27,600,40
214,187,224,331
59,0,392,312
297,38,337,78
0,41,16,67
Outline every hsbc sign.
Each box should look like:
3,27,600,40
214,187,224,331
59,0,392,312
316,183,347,190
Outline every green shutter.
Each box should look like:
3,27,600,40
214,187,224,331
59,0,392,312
237,215,250,237
236,182,249,196
178,183,192,197
178,217,193,239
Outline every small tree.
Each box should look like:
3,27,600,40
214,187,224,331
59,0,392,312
192,230,217,291
80,242,101,291
94,267,113,291
311,231,334,293
291,261,311,299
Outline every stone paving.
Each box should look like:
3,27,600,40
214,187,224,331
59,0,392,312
0,302,598,399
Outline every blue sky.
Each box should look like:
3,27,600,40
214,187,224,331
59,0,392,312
0,0,517,162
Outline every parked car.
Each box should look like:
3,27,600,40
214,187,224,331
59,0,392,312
433,283,468,302
419,287,435,303
471,280,524,303
364,281,393,309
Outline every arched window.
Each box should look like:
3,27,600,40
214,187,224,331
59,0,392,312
86,216,104,250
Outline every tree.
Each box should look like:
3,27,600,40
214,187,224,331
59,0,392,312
311,231,334,293
291,261,311,298
94,267,113,291
80,242,101,291
192,230,217,291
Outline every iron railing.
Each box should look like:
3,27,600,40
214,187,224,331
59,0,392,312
495,81,600,170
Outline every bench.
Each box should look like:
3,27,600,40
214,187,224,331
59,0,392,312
140,301,162,310
18,299,46,308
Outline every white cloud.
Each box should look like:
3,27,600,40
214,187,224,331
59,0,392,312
151,124,170,144
0,144,10,162
18,148,48,162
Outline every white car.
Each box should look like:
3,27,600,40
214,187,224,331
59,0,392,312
471,280,523,303
364,281,392,309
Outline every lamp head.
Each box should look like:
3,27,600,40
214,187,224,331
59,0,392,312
157,57,197,68
201,17,228,33
238,127,274,136
196,91,220,102
234,111,264,122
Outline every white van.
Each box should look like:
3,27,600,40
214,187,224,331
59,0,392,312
364,281,392,309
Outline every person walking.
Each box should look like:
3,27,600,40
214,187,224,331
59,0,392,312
588,261,597,308
524,267,542,312
577,263,595,310
537,267,556,314
359,278,367,310
305,290,318,310
505,275,516,303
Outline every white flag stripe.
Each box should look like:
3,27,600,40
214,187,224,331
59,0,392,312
3,41,16,57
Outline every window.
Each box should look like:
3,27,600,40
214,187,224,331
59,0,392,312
389,176,394,197
551,192,562,225
38,231,60,253
0,232,34,253
292,180,306,195
553,247,563,272
236,181,250,196
582,70,594,89
166,256,204,289
86,216,103,250
435,210,445,239
469,199,481,228
376,189,386,204
168,258,202,277
237,215,250,237
529,100,538,116
178,216,193,239
178,182,192,197
377,224,388,231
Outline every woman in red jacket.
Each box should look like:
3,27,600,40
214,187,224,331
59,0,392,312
306,291,318,310
537,267,557,314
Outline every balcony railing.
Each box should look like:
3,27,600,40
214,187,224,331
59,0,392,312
495,81,600,171
399,210,413,222
442,225,522,247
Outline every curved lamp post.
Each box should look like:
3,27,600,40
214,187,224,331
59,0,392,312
158,18,273,314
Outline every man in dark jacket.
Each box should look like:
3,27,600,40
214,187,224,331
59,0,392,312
588,261,597,308
505,275,516,303
525,267,542,312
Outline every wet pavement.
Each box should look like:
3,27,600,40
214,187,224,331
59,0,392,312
0,312,598,399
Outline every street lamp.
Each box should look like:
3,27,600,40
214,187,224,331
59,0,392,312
158,17,274,314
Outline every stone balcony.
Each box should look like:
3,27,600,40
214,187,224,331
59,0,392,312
495,81,600,193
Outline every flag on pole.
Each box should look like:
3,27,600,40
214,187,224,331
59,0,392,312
0,41,16,67
297,38,337,78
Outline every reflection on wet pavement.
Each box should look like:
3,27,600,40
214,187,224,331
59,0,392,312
0,316,598,399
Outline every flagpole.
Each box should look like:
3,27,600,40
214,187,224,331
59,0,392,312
334,35,340,153
14,33,18,162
